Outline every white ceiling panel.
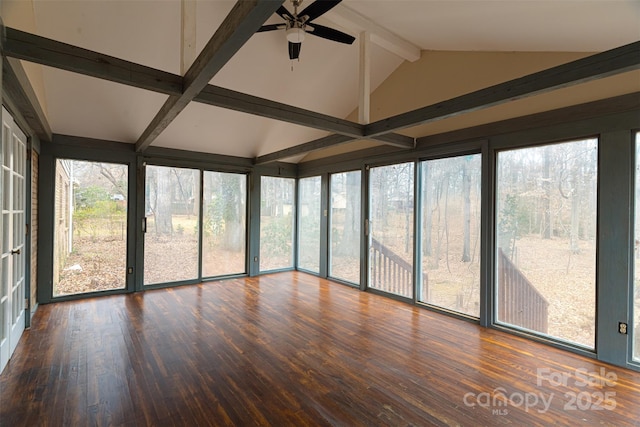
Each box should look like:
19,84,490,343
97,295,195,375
155,102,328,158
344,0,640,52
40,67,169,143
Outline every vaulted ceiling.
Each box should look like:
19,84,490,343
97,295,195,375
2,0,640,162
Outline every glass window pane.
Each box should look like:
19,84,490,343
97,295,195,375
260,176,295,271
329,171,361,284
369,163,414,298
420,154,481,317
496,139,597,348
298,176,321,273
53,160,128,296
144,165,200,285
635,132,640,362
202,171,246,277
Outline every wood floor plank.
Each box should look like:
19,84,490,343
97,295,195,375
1,272,639,426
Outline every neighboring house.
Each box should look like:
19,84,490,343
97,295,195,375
52,158,72,286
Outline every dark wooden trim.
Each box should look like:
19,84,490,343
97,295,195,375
254,133,354,165
372,132,415,148
142,146,254,171
2,26,183,96
52,134,135,152
298,93,640,173
253,161,297,177
2,57,52,142
255,43,639,163
196,85,364,138
135,0,284,152
253,132,415,164
597,130,633,366
195,86,412,150
365,41,640,137
416,91,640,147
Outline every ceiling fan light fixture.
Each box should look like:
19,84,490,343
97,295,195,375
286,27,305,43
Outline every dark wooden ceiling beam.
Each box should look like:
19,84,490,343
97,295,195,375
254,42,640,164
365,40,640,137
2,57,52,142
254,133,354,165
196,87,414,148
134,0,284,152
2,26,183,96
195,85,364,138
253,132,415,164
372,132,415,148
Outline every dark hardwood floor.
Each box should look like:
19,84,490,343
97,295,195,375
1,272,639,426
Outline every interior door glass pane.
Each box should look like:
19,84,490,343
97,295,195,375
369,163,414,298
420,154,481,317
1,257,8,301
634,132,640,361
496,139,597,348
53,160,128,296
260,176,294,271
298,176,321,273
202,171,246,277
329,171,361,284
144,165,200,285
2,170,9,209
2,213,8,254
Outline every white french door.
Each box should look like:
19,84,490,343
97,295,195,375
1,107,27,373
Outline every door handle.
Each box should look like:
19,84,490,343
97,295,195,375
10,248,21,255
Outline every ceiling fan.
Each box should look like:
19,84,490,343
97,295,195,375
257,0,356,60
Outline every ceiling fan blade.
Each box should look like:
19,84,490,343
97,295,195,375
300,0,342,22
276,5,294,20
257,24,286,33
306,23,355,44
288,42,302,60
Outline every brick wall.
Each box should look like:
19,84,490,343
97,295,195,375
30,149,38,312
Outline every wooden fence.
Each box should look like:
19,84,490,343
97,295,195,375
497,248,549,333
370,238,428,298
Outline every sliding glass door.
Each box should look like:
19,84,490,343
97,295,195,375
202,171,247,277
419,154,481,317
495,139,597,348
53,159,128,296
144,165,200,285
368,163,414,298
260,176,295,272
298,176,321,273
329,171,361,285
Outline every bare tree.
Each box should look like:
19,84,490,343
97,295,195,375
542,146,552,239
154,167,173,235
462,157,471,262
422,163,433,256
338,171,360,255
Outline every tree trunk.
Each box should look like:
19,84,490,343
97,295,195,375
570,165,581,254
223,175,244,252
543,146,552,239
462,159,471,262
339,172,360,255
404,166,413,254
423,164,432,256
155,167,173,235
